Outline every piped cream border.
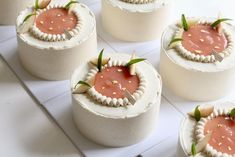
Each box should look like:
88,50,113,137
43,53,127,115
173,20,235,63
85,60,146,107
31,4,83,42
195,108,235,157
120,0,155,4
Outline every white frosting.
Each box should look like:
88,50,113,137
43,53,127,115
71,53,162,147
159,18,235,101
120,0,155,4
172,19,235,63
16,2,97,80
106,0,170,12
178,104,235,157
30,4,83,42
85,60,146,107
101,0,172,41
0,0,34,25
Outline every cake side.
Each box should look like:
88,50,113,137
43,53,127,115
104,0,171,12
17,31,97,80
101,0,172,41
72,94,160,147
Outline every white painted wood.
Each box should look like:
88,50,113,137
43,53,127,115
0,56,81,157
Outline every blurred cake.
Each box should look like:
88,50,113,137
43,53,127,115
178,103,235,157
0,0,34,25
101,0,172,41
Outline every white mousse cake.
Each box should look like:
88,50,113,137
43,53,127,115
16,0,97,80
101,0,172,41
178,104,235,157
0,0,34,25
71,52,162,147
159,15,235,101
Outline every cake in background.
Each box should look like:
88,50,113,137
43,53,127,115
16,0,97,80
0,0,34,25
178,103,235,157
101,0,173,41
160,14,235,101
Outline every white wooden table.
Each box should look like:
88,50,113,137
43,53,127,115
0,0,235,156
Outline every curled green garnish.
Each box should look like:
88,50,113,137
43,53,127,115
23,13,36,23
181,14,189,31
168,38,183,47
211,18,232,28
191,143,196,157
229,108,235,116
34,0,40,10
125,58,146,67
74,80,91,89
65,0,79,10
97,49,104,72
194,106,201,122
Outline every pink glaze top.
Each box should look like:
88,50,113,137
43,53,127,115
36,8,77,35
94,66,140,99
182,25,227,56
204,116,235,155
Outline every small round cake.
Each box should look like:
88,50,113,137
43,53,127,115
0,0,34,25
16,1,97,80
159,15,235,101
101,0,172,41
178,104,235,157
71,52,162,147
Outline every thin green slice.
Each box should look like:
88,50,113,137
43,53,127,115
194,106,201,122
191,143,196,157
125,58,146,67
181,14,189,31
229,108,235,116
168,38,183,47
97,49,104,72
23,13,36,23
65,0,79,10
211,18,232,28
74,80,91,89
35,0,39,10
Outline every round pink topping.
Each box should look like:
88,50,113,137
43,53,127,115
182,25,227,56
94,66,140,99
204,116,235,155
36,8,77,35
